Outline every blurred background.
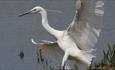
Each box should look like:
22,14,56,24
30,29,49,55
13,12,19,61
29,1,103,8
0,0,115,70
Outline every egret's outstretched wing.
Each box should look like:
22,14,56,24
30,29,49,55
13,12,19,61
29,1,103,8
37,41,64,69
67,0,104,50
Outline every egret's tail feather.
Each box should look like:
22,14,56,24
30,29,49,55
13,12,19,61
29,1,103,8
82,52,95,66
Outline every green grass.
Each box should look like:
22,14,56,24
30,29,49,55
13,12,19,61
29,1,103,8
89,43,115,70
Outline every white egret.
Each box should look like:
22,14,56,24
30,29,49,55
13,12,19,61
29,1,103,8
19,0,104,69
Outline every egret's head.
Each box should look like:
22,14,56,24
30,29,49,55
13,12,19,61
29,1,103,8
19,6,63,17
19,6,44,17
30,6,43,13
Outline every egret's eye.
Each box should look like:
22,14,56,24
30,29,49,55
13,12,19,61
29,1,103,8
33,9,37,11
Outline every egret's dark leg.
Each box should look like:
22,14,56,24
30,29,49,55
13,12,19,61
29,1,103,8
62,63,66,70
61,50,69,70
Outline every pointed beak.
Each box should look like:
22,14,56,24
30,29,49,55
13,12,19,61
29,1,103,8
18,11,31,17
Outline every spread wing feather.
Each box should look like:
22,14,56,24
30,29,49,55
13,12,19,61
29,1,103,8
37,41,64,69
67,0,104,50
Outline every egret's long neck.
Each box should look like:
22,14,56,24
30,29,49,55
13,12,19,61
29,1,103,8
39,9,62,39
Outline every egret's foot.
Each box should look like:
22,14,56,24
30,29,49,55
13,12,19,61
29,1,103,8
31,38,40,45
